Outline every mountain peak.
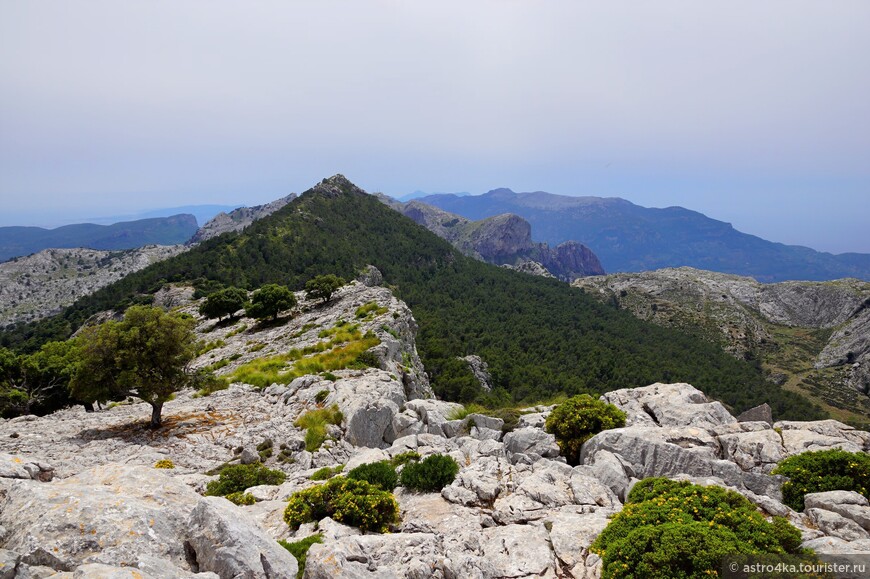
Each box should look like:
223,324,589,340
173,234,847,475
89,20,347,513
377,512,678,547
304,174,365,199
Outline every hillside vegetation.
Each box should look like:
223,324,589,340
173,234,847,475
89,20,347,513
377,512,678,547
575,268,870,427
0,176,824,420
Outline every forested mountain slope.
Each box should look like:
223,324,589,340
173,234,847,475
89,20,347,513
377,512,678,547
0,176,823,420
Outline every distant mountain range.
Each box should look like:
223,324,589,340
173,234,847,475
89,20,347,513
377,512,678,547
0,214,199,262
418,189,870,283
378,196,604,281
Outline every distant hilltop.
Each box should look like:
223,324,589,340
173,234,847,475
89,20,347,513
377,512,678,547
0,214,198,262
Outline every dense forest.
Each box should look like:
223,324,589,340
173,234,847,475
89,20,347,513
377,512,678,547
0,176,825,420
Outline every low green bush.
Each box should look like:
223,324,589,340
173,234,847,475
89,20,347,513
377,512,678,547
544,394,626,465
310,464,344,481
347,461,398,491
205,463,286,497
389,451,421,468
225,491,256,506
772,449,870,511
399,454,459,492
154,459,175,469
284,477,399,533
279,534,324,579
591,478,808,578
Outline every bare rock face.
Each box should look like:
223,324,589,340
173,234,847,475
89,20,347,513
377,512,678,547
574,268,870,402
386,197,604,281
185,497,298,578
0,245,186,326
0,465,201,575
460,355,493,392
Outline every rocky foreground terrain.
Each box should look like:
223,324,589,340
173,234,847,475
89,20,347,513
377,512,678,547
2,274,870,578
0,246,187,327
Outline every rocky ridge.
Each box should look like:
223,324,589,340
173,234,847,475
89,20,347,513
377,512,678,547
188,194,297,244
380,196,604,281
0,195,298,327
0,246,187,327
574,268,870,421
1,276,869,577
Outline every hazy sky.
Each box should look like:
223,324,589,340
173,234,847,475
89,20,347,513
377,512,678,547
1,1,868,253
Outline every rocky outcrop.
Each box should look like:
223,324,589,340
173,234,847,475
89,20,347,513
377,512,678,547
574,268,870,406
0,245,186,326
189,195,296,244
381,197,604,281
460,355,493,392
0,195,302,327
185,497,298,578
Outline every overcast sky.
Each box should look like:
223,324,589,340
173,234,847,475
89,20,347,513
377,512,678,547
1,1,868,253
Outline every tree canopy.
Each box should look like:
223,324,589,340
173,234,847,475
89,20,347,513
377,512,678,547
305,274,346,304
198,286,248,321
70,305,197,427
245,284,297,321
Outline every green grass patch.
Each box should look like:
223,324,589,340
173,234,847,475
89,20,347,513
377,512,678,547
279,534,324,579
310,464,344,480
355,301,388,319
295,405,344,452
226,332,380,389
445,403,488,421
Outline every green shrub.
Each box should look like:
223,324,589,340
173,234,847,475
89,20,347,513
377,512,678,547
399,454,459,492
314,389,330,404
311,464,344,481
355,301,388,319
205,463,287,497
389,451,421,468
591,478,807,578
445,403,487,421
295,405,343,452
347,461,398,491
284,476,399,533
154,459,175,469
544,394,626,465
279,534,324,579
772,449,870,511
225,491,256,506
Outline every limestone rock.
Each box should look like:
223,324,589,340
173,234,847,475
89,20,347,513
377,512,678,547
0,453,54,482
332,371,405,448
806,508,870,542
502,428,560,461
304,533,447,579
775,420,870,454
805,491,870,532
480,524,556,578
0,464,200,572
184,497,298,579
736,403,773,425
460,356,494,392
356,265,383,287
0,548,19,579
601,382,736,430
545,511,610,576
